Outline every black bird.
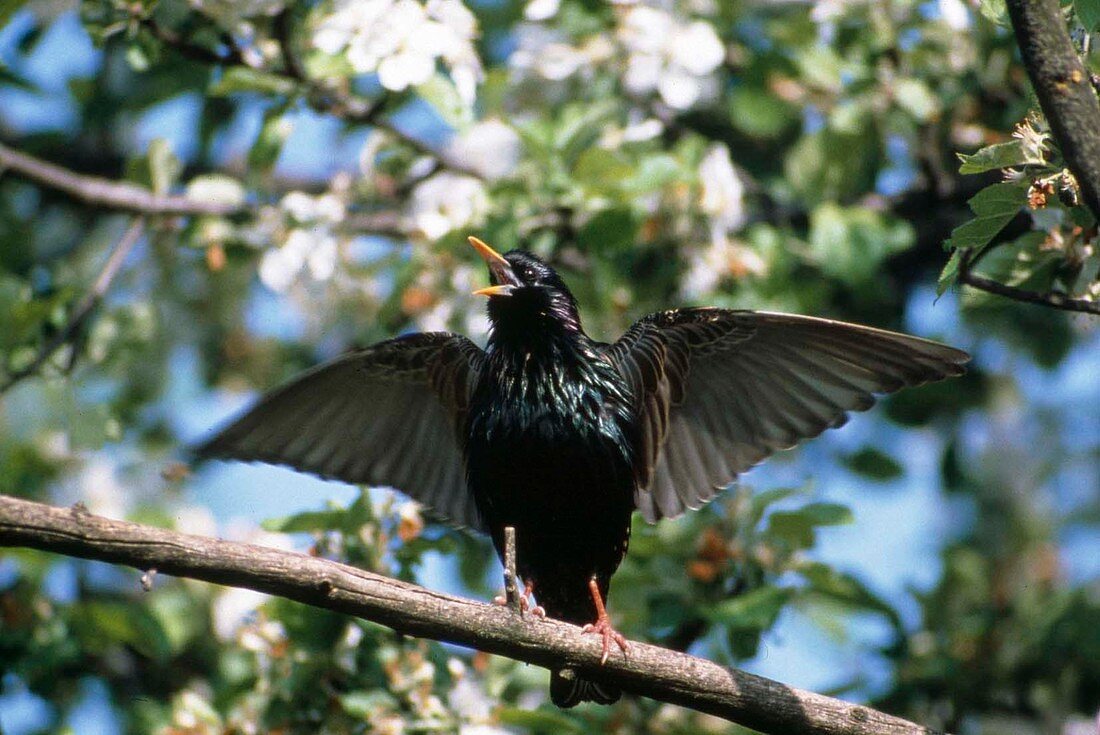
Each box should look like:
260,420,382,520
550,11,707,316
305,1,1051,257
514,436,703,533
197,236,969,707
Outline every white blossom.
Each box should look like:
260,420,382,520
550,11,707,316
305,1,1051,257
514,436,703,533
622,117,664,142
281,191,345,224
938,0,971,30
509,26,613,83
446,119,522,179
186,174,246,207
449,678,492,720
410,173,489,239
524,0,560,21
259,192,347,292
260,228,339,291
174,505,218,537
458,725,511,735
212,587,270,641
618,7,725,109
313,0,482,105
681,239,766,300
699,143,747,239
80,459,128,519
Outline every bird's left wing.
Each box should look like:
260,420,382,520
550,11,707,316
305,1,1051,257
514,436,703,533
603,308,969,523
195,333,486,530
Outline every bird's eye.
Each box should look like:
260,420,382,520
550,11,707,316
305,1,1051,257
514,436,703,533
523,267,537,281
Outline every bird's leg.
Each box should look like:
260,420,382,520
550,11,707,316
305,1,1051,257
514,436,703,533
581,577,630,664
522,580,545,618
494,579,545,617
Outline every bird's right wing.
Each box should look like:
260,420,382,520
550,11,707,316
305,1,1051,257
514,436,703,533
604,309,970,523
195,333,486,531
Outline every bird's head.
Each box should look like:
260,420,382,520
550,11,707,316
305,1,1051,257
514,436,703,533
468,236,581,337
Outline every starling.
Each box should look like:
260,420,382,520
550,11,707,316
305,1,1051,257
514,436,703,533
198,236,969,707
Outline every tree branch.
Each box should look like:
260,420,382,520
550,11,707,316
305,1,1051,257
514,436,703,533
957,247,1099,315
0,219,146,394
0,142,244,217
0,494,942,735
141,13,485,180
1006,0,1100,221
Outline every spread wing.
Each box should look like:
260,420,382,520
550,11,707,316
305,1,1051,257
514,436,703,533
604,309,970,522
195,333,486,530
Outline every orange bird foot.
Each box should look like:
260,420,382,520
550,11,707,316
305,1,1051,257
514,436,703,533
582,616,631,665
582,578,630,664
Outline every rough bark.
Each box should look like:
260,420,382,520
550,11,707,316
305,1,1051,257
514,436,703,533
1007,0,1100,221
0,494,943,735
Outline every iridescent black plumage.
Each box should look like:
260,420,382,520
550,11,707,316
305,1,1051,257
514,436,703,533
465,251,636,705
197,238,971,709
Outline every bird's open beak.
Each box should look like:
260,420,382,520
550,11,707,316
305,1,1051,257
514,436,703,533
469,236,520,297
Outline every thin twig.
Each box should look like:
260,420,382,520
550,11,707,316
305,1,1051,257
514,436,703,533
503,526,520,614
272,8,307,83
0,495,943,735
0,143,244,217
0,219,147,394
957,247,1099,315
139,15,244,66
146,10,485,179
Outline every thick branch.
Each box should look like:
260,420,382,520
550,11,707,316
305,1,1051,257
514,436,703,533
0,495,941,735
957,247,1099,314
1006,0,1100,220
0,143,244,217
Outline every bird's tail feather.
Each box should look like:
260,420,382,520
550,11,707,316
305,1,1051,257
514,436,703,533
550,669,621,707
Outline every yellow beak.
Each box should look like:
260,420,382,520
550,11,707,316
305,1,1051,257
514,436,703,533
468,235,520,296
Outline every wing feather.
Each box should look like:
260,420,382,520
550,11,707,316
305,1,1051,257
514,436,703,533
196,333,485,530
605,309,969,522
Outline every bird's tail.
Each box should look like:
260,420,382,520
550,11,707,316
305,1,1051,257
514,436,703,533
550,669,621,707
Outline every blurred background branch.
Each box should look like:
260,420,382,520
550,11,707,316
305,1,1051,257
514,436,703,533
0,218,144,394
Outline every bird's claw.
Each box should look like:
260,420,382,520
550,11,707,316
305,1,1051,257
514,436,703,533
581,615,630,665
493,585,545,618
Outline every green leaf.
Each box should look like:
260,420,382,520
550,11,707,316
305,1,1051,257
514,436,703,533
622,154,680,193
498,707,586,732
552,100,616,158
704,585,794,628
578,207,638,253
572,148,632,188
957,140,1035,174
0,0,26,33
750,486,805,524
795,45,844,92
936,247,964,295
209,67,297,97
340,691,397,718
148,139,179,195
262,508,346,533
978,0,1008,25
809,203,914,283
799,562,901,624
943,181,1026,254
767,503,852,548
1077,0,1100,31
416,72,471,129
729,85,797,138
893,78,940,121
841,446,904,481
248,109,292,172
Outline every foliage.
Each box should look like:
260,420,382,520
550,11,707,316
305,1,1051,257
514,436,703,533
0,0,1097,734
